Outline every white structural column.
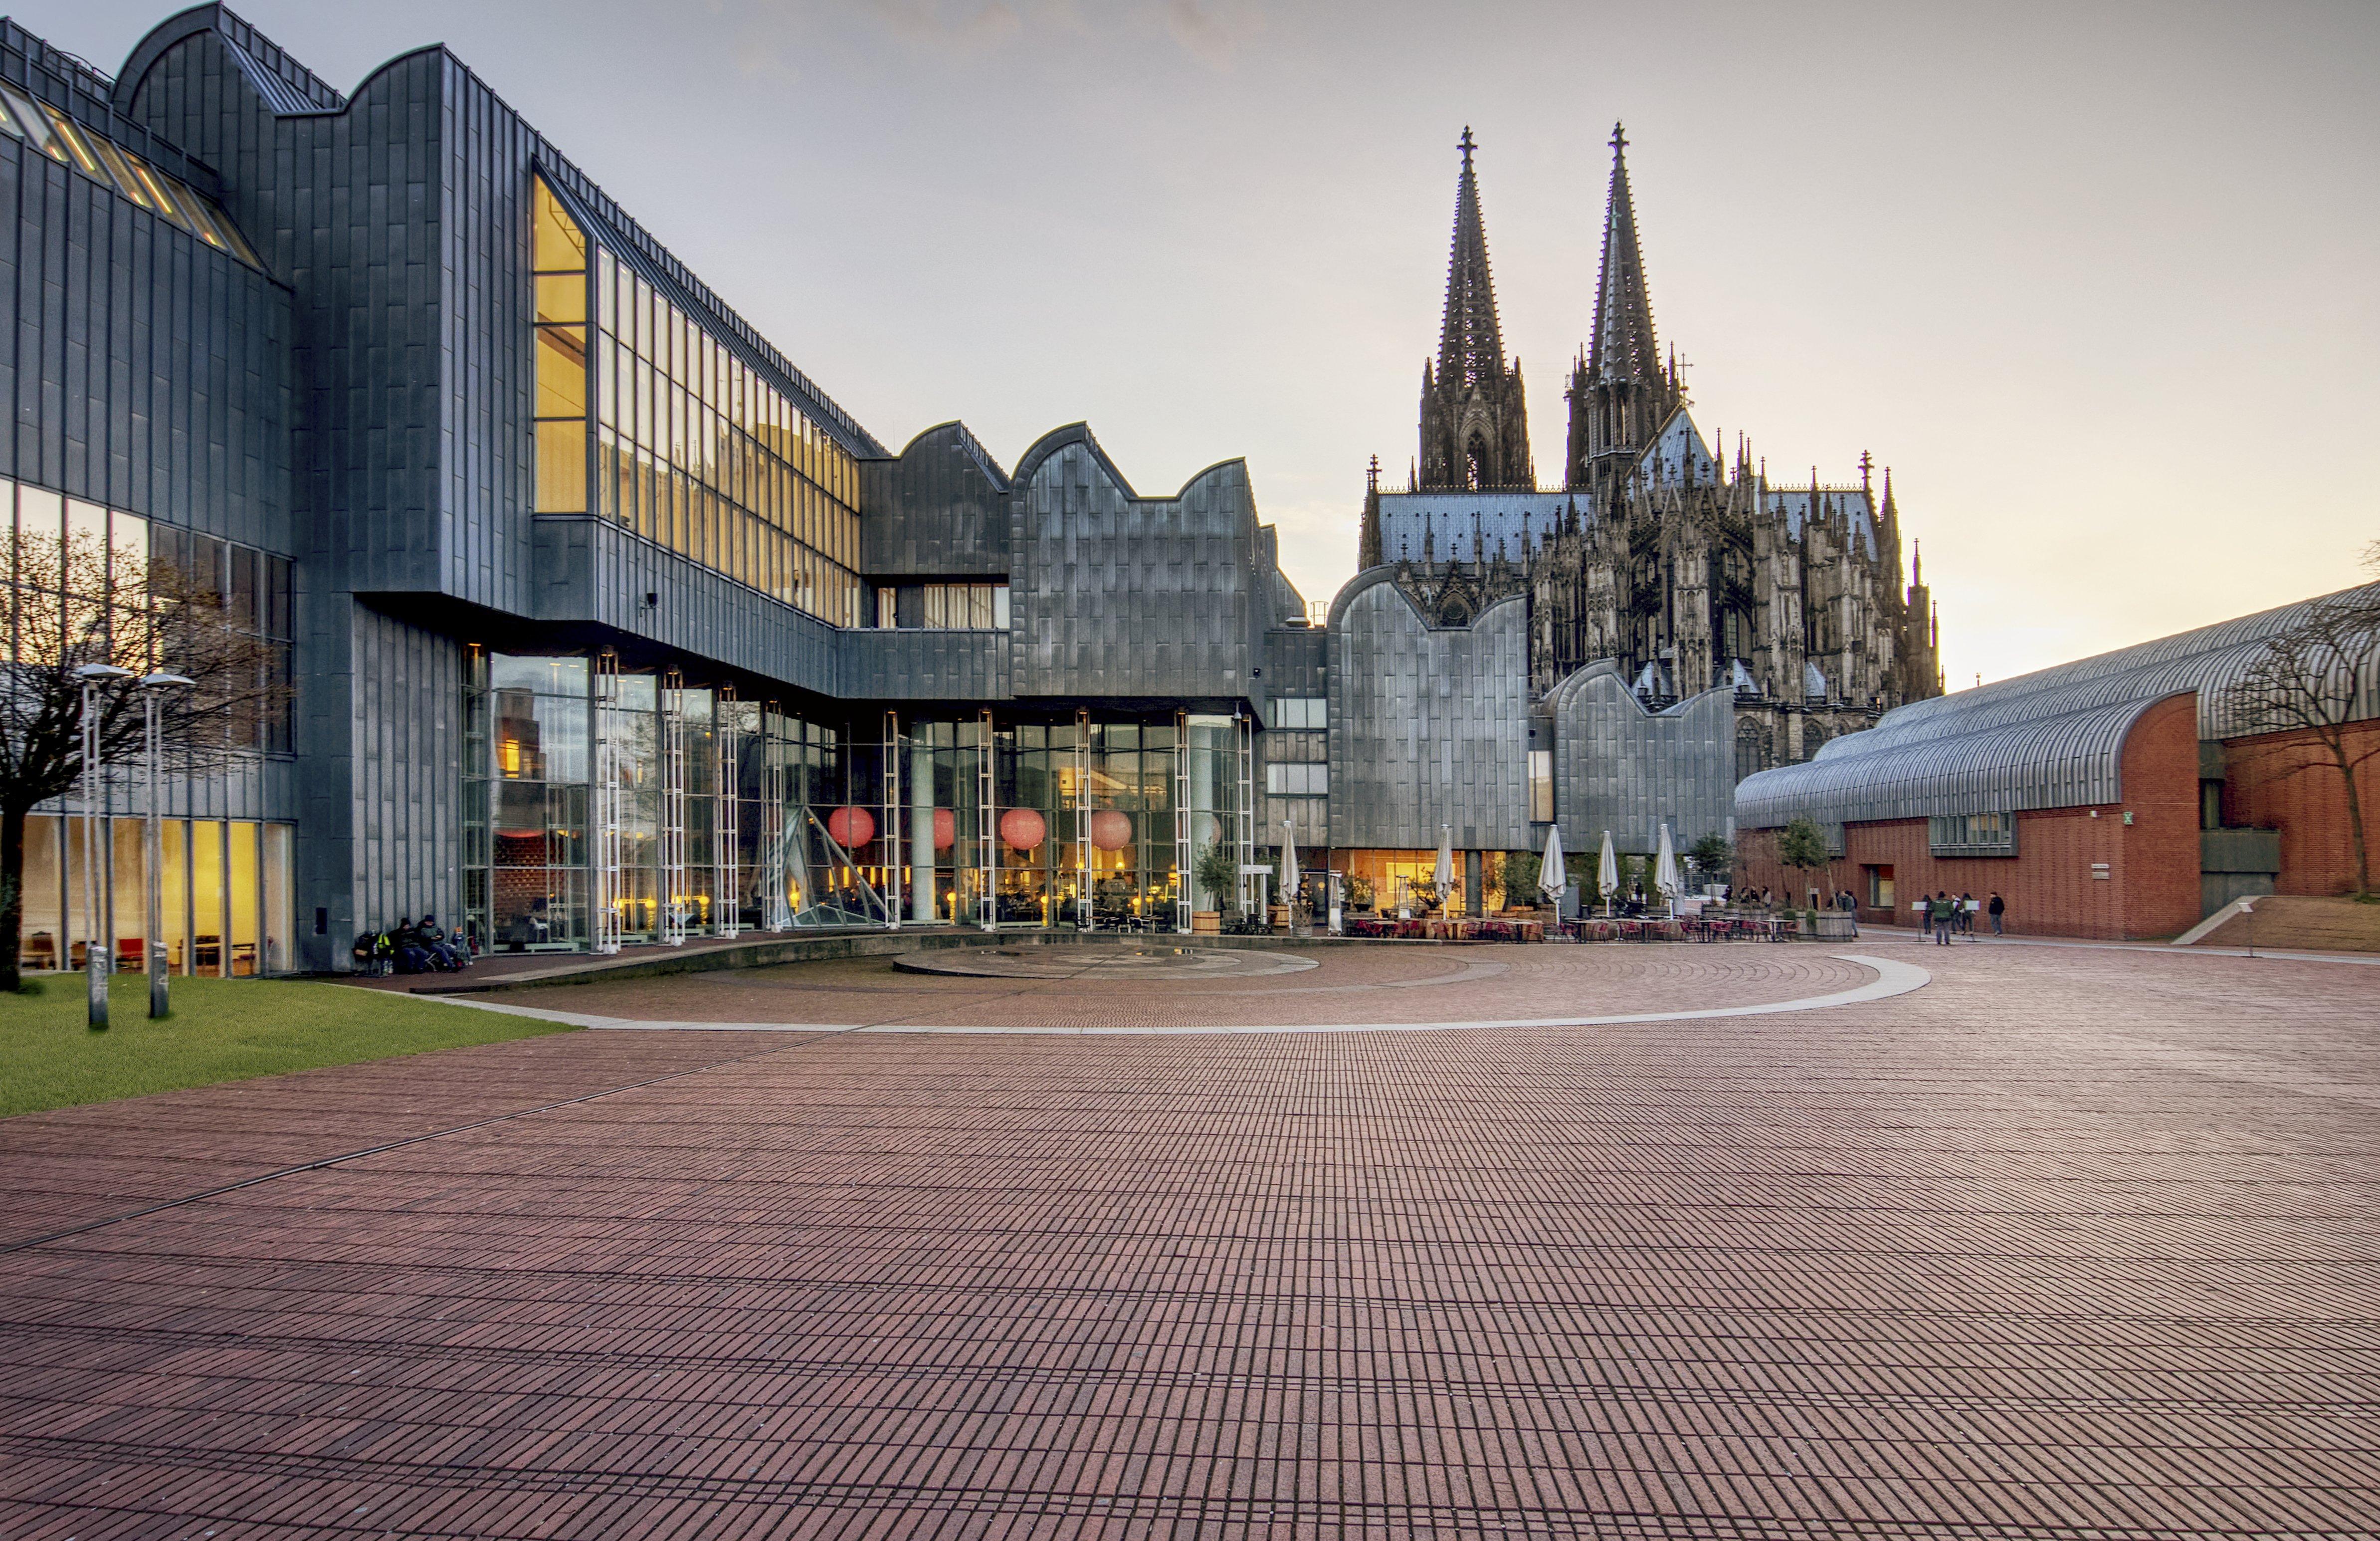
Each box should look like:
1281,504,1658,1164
717,691,742,939
881,710,902,930
660,672,687,947
1074,708,1091,929
1234,713,1254,913
1189,717,1216,914
976,707,995,930
910,739,935,924
1174,710,1191,933
761,707,791,931
592,653,623,954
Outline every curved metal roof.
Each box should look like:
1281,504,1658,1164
1737,582,2380,830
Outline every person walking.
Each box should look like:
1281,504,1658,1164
1958,891,1975,935
1930,891,1954,945
1920,891,1934,939
1988,891,2005,936
1836,887,1859,937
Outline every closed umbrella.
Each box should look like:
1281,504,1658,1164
1279,817,1299,912
1654,822,1681,914
1597,830,1618,914
1538,823,1567,905
1434,823,1454,908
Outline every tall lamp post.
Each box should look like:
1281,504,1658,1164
75,662,133,1030
140,672,193,1019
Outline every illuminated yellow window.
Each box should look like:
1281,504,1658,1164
531,177,589,515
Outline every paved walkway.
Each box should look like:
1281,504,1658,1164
1,941,2377,1537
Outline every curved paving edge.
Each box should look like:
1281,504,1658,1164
438,953,1929,1037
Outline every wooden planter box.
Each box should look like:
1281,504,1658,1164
1191,911,1221,935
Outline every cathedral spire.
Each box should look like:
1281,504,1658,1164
1565,123,1681,490
1437,126,1507,392
1417,128,1532,490
1587,122,1660,391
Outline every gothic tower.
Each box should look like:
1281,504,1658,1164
1418,129,1533,490
1566,124,1680,491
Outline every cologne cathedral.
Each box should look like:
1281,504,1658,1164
1359,127,1945,776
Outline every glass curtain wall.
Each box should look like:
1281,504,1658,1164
529,177,867,630
883,715,1194,931
466,650,908,949
16,813,292,975
464,653,591,953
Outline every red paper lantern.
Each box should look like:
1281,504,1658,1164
826,805,875,849
998,807,1046,851
932,808,956,851
1089,809,1133,852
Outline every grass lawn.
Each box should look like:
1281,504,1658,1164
0,975,574,1119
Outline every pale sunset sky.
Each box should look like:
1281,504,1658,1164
28,0,2379,690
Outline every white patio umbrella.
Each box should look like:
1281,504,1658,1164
1538,823,1567,905
1654,822,1682,914
1597,830,1618,914
1434,823,1454,906
1279,816,1300,910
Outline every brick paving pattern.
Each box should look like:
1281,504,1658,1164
0,939,2376,1537
504,945,1881,1030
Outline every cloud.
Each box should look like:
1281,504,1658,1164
862,0,1027,47
1156,0,1264,64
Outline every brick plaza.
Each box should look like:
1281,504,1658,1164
2,936,2377,1537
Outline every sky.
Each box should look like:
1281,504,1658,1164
23,0,2380,689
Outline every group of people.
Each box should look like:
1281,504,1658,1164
351,914,473,975
1922,890,2006,943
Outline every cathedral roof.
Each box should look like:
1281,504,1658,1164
1760,486,1880,558
1374,489,1581,563
1635,409,1718,488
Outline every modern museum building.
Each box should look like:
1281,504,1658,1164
7,7,1783,975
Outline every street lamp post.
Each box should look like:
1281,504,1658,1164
140,672,194,1019
75,662,133,1030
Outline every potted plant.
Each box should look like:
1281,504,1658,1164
1347,874,1375,913
1191,839,1236,935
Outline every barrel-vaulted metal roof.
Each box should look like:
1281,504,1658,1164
1736,582,2380,831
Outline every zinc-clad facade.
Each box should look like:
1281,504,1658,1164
9,7,1757,977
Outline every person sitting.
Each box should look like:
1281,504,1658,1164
389,917,433,974
417,912,463,970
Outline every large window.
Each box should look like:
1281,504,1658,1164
531,177,867,629
876,582,1009,631
4,481,292,754
15,813,293,976
1272,697,1326,729
0,83,261,268
1928,811,2016,857
1528,748,1553,823
532,181,589,515
1266,763,1328,796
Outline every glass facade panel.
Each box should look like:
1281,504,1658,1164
467,652,593,953
580,232,864,627
160,817,187,974
263,822,293,975
19,815,61,972
532,180,590,515
191,820,223,976
111,816,145,972
228,820,259,975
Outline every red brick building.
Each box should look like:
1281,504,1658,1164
1733,586,2379,940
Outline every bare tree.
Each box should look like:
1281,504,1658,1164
2220,581,2380,899
0,526,290,991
